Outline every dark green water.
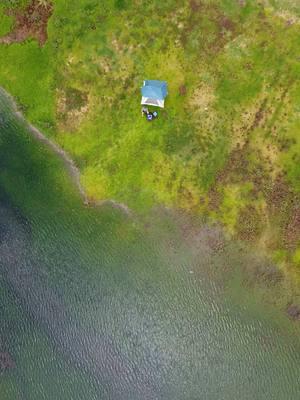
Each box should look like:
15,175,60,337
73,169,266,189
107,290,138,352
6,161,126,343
1,91,300,399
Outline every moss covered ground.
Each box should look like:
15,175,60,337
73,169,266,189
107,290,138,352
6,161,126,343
0,0,300,273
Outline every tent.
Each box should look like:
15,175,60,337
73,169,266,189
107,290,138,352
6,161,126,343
141,80,168,108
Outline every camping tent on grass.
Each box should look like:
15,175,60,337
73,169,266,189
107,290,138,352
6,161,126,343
141,80,168,108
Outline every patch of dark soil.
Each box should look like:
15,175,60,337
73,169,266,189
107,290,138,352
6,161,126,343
0,352,15,372
179,84,187,96
219,16,235,32
0,0,53,46
251,98,268,130
286,303,300,320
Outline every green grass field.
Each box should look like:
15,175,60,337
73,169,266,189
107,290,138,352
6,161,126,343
0,0,300,271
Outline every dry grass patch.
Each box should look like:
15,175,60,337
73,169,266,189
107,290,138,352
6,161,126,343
189,83,216,111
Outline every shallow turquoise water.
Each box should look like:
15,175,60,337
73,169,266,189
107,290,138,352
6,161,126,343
1,91,300,399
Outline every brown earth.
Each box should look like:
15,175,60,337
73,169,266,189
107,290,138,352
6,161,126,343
0,0,53,46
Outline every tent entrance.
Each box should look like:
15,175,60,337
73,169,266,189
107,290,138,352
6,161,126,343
141,97,165,108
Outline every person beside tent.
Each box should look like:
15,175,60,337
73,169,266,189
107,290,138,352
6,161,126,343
141,107,158,121
142,106,148,116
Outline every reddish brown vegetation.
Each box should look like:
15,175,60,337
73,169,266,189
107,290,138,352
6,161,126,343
216,146,249,185
207,85,300,253
179,84,187,96
287,303,300,320
251,99,268,130
0,0,53,46
236,205,263,242
264,174,300,252
0,352,15,372
208,186,222,211
219,16,235,32
266,174,291,213
284,207,300,249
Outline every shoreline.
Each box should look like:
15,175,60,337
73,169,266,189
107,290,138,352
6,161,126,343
0,87,132,216
2,88,300,321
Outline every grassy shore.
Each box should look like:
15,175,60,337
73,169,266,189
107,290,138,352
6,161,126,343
0,0,300,273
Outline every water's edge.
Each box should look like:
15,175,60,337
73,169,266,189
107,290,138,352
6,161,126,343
1,86,300,322
0,87,132,216
1,86,300,400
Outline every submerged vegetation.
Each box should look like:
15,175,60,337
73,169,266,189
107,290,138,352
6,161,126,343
0,0,300,274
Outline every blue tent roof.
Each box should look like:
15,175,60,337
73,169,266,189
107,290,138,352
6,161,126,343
141,80,168,100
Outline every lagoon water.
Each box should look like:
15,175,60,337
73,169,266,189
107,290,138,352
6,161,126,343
1,91,300,399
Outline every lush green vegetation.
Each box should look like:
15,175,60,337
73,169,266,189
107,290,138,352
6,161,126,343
0,5,12,36
0,0,300,271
